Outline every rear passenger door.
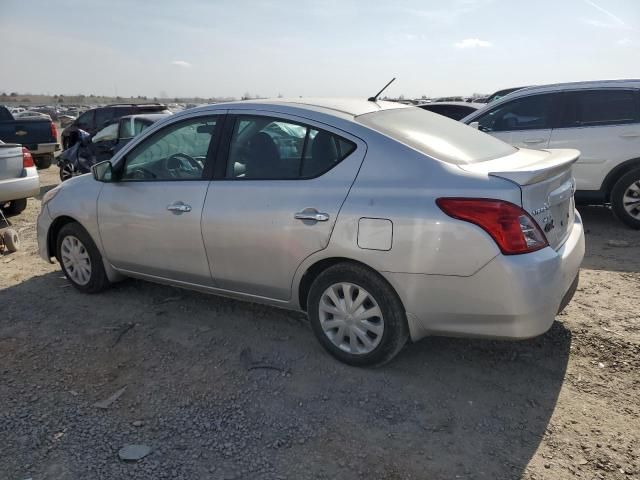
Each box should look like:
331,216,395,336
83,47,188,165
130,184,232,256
548,89,640,191
475,93,556,149
202,112,366,300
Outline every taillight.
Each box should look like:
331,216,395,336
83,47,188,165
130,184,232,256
22,147,35,168
436,198,548,255
50,121,58,140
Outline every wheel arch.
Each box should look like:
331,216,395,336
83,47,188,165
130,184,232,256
47,215,125,282
296,256,403,313
47,215,79,260
601,157,640,201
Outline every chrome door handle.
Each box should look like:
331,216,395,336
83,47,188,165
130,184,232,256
294,210,329,222
167,202,192,213
620,132,640,138
523,138,545,144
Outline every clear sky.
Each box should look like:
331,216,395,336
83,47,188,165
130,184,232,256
1,0,639,99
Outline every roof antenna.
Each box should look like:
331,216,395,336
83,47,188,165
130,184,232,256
368,77,396,102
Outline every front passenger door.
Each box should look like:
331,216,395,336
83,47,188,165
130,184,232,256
475,93,556,149
97,114,222,285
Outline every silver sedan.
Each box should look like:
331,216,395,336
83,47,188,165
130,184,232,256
37,99,584,366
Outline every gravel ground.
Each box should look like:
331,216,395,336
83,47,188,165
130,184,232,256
0,166,638,480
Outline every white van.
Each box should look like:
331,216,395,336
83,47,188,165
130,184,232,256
463,80,640,228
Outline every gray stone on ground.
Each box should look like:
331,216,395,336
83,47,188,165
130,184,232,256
118,444,152,462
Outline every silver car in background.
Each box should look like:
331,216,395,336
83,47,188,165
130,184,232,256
1,141,39,216
37,99,584,366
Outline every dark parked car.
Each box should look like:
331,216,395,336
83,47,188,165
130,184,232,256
61,103,169,149
485,87,528,103
0,106,59,169
58,113,171,181
418,102,484,121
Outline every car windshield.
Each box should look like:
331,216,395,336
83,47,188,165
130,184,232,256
357,107,516,165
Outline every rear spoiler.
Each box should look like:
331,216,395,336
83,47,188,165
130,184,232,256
459,148,580,186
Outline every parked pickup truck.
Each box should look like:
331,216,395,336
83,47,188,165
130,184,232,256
0,141,39,215
0,106,60,169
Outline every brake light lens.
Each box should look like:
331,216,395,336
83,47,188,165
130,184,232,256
436,198,548,255
50,121,58,140
22,147,35,168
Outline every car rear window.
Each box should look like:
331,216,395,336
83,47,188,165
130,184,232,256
356,107,516,165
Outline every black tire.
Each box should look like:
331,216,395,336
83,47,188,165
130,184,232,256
34,154,53,169
307,262,409,367
3,198,27,216
611,168,640,229
56,222,110,293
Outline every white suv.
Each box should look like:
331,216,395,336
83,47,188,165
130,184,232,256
463,80,640,228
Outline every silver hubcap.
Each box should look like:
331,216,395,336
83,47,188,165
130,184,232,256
60,235,92,285
61,162,75,181
319,282,384,355
623,180,640,219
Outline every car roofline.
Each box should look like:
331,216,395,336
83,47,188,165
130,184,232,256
179,98,409,119
505,79,640,97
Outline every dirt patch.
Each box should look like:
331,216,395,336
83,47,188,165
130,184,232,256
0,167,638,479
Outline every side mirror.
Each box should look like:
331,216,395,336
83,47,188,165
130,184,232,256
469,121,480,130
92,160,114,182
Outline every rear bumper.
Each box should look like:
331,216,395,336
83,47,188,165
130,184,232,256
29,143,60,156
0,167,40,203
384,211,585,342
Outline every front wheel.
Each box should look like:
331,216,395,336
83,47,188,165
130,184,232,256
56,222,110,293
611,168,640,229
59,160,76,182
307,263,409,367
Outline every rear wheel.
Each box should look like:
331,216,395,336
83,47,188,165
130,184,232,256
56,223,110,293
307,263,409,367
611,168,640,229
2,198,27,216
34,154,53,169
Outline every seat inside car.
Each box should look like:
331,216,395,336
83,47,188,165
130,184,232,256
302,131,338,177
244,132,280,178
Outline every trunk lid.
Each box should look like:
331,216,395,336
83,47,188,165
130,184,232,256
0,143,24,180
459,148,579,250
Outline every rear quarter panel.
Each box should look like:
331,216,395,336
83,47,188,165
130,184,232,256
293,133,522,293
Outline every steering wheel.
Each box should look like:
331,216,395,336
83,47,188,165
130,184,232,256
130,167,157,180
167,153,201,170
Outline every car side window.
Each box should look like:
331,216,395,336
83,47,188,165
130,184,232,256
76,111,94,129
92,123,118,143
559,90,639,128
133,119,149,135
95,108,113,130
226,116,356,179
121,116,217,181
477,94,554,132
119,119,133,139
